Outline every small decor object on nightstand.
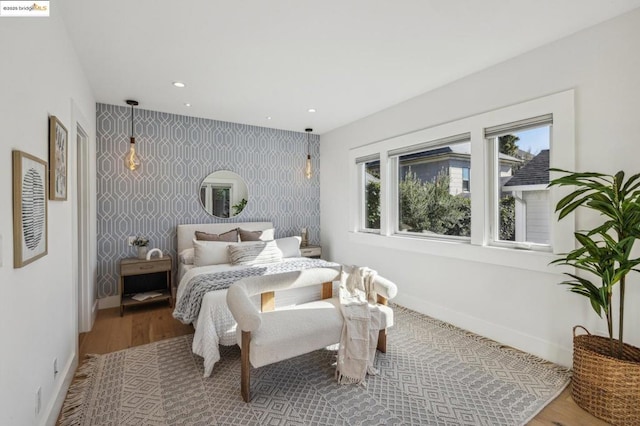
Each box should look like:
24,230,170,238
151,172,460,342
132,236,149,259
301,227,309,247
146,248,163,260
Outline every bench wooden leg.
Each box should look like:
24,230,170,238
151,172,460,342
376,295,388,352
241,331,251,402
377,329,387,353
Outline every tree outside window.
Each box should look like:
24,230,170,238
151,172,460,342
364,161,380,230
397,142,472,238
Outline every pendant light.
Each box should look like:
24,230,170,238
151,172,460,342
305,128,313,179
124,100,141,171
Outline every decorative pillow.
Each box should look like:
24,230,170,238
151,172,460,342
238,228,275,242
228,240,283,266
193,239,231,266
275,236,302,258
195,228,238,242
178,248,195,265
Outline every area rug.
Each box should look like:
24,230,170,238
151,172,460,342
60,305,570,425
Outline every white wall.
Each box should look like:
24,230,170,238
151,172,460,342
0,11,96,426
321,8,640,367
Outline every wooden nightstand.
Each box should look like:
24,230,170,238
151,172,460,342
119,255,172,316
300,245,322,259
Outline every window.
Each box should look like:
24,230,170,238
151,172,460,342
390,134,471,238
462,167,470,192
201,184,232,217
348,90,574,268
486,114,552,248
357,155,380,231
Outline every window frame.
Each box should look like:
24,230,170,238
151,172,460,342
391,136,472,242
486,123,553,252
347,90,575,272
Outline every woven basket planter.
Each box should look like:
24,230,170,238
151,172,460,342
572,326,640,425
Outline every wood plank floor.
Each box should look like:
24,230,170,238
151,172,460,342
71,305,607,426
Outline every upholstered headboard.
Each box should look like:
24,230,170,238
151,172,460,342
176,222,274,253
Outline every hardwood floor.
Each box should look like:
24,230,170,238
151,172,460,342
78,304,192,359
73,305,607,426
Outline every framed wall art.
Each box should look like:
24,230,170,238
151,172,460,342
13,150,48,268
49,115,68,201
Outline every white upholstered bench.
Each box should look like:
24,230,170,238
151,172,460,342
226,267,398,402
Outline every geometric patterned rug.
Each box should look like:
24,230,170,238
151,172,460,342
59,305,570,425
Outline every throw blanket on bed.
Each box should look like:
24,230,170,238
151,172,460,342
336,266,381,385
173,258,340,324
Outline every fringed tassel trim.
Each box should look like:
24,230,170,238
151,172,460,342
58,354,101,426
336,369,366,386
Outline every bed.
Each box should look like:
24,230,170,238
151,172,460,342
172,222,341,376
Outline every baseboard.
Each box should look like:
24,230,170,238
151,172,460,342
43,351,78,426
98,295,119,309
394,292,573,368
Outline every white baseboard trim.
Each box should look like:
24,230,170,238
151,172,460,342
394,292,573,368
98,295,119,310
43,351,78,426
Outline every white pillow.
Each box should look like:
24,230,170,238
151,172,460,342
275,236,301,258
178,248,195,265
228,241,283,266
261,228,275,241
193,239,231,266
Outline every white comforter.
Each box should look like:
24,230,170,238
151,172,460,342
176,259,339,377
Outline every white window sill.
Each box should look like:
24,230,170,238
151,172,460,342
348,231,560,273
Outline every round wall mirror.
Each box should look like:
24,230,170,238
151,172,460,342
199,170,248,218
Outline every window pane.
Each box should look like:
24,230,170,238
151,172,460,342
495,126,551,245
212,187,231,218
398,142,471,237
363,160,380,229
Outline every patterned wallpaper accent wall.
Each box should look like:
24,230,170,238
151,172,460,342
96,103,320,298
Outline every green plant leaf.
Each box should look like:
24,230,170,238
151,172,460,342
555,188,592,210
621,173,640,194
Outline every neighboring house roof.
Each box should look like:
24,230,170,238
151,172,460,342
504,149,549,186
400,143,521,165
401,146,452,162
500,176,513,187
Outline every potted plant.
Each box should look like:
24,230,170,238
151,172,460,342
132,236,149,259
549,169,640,424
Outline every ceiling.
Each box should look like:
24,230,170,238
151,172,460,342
59,0,640,134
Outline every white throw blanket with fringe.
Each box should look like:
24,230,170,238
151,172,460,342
336,266,381,385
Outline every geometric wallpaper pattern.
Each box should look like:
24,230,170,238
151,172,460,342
96,103,320,298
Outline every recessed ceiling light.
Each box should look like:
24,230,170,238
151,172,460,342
184,103,191,107
266,116,272,120
173,81,186,88
308,108,316,113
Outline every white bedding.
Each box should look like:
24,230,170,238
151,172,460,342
176,258,340,377
177,262,195,282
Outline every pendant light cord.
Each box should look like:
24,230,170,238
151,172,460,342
126,99,139,141
305,128,313,156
